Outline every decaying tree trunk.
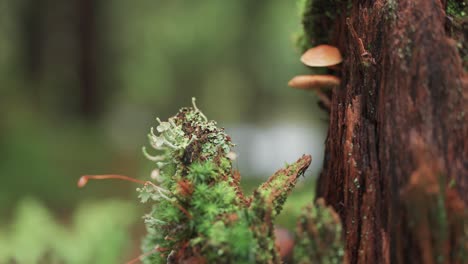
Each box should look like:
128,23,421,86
313,0,467,263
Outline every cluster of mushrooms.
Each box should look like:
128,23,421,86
288,45,343,110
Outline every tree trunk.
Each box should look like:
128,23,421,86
314,0,467,263
78,0,99,120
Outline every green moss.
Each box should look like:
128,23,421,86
296,0,345,52
433,176,450,264
446,1,467,70
138,98,312,263
447,1,467,18
449,178,456,188
384,0,398,21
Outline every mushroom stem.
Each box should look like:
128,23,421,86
328,64,341,71
315,90,331,110
78,174,147,187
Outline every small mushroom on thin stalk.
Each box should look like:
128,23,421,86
301,44,343,70
288,75,340,110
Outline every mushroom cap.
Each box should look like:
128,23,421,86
301,45,343,67
288,75,340,89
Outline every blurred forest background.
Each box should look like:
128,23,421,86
0,0,327,262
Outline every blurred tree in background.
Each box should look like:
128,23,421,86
0,0,326,214
0,1,336,262
0,4,328,263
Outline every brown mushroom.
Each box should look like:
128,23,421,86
288,75,340,89
300,44,343,67
288,75,340,110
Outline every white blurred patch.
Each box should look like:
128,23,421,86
226,151,238,161
225,123,326,178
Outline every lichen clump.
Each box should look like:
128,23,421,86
138,98,312,263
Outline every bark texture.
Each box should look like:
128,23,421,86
315,0,467,263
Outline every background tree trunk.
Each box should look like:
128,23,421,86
314,0,467,263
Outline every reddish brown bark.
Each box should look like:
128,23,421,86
315,0,467,263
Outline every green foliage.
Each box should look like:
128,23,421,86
0,198,136,264
0,0,317,218
447,1,467,18
293,198,344,264
137,99,312,263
